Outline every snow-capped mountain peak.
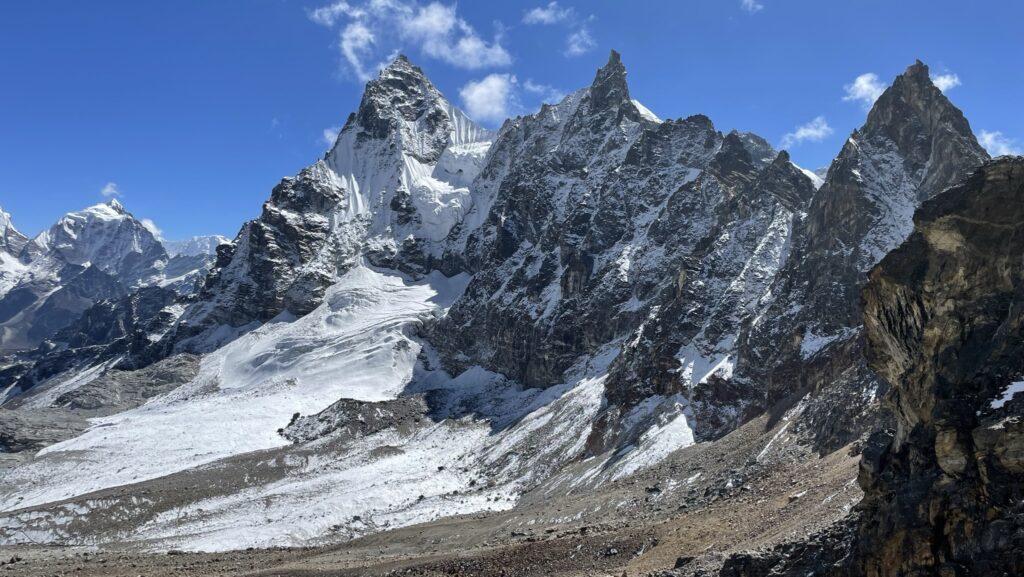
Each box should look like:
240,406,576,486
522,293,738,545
0,205,27,256
0,206,29,296
161,54,494,352
0,201,216,353
30,199,166,278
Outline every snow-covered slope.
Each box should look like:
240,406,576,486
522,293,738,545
0,265,628,550
0,207,28,296
161,56,494,354
0,265,468,509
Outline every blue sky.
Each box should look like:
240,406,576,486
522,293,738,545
2,0,1021,240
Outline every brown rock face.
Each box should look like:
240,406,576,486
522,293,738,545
715,158,1024,577
854,157,1024,576
734,60,989,453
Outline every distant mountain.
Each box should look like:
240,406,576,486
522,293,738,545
0,200,214,354
0,207,28,296
163,235,229,257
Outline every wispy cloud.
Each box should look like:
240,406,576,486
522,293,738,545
523,79,565,104
309,1,510,81
460,73,517,124
843,72,886,109
978,130,1021,157
100,182,122,198
741,0,764,14
565,26,596,57
523,2,572,25
521,2,595,58
322,126,342,148
931,72,961,92
309,1,358,27
140,218,164,240
780,116,833,149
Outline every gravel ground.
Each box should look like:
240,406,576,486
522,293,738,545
0,409,862,577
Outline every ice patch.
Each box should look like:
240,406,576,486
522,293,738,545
631,99,661,123
991,381,1024,409
0,265,470,512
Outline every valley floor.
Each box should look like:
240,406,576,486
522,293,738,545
0,412,860,576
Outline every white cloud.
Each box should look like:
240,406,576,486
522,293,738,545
520,3,595,59
978,130,1021,157
310,0,510,81
460,73,517,124
931,72,961,92
100,182,122,198
340,21,377,80
843,72,886,108
523,2,572,25
523,79,565,104
565,26,596,57
309,1,359,26
322,126,342,148
741,0,764,13
780,116,834,149
140,218,164,240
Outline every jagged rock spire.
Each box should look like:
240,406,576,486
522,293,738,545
351,54,450,146
857,59,989,200
865,60,977,144
589,50,631,110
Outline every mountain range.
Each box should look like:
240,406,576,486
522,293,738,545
0,51,1020,577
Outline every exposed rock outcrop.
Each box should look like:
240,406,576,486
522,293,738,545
433,51,817,448
713,157,1024,577
736,60,989,452
854,156,1024,576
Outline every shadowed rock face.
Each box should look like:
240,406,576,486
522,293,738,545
735,60,989,452
854,157,1024,576
4,286,182,397
431,51,816,446
715,158,1024,577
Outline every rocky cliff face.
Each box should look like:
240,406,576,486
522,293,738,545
165,55,492,353
715,157,1024,577
735,61,989,451
854,156,1024,576
433,51,816,447
3,286,181,399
